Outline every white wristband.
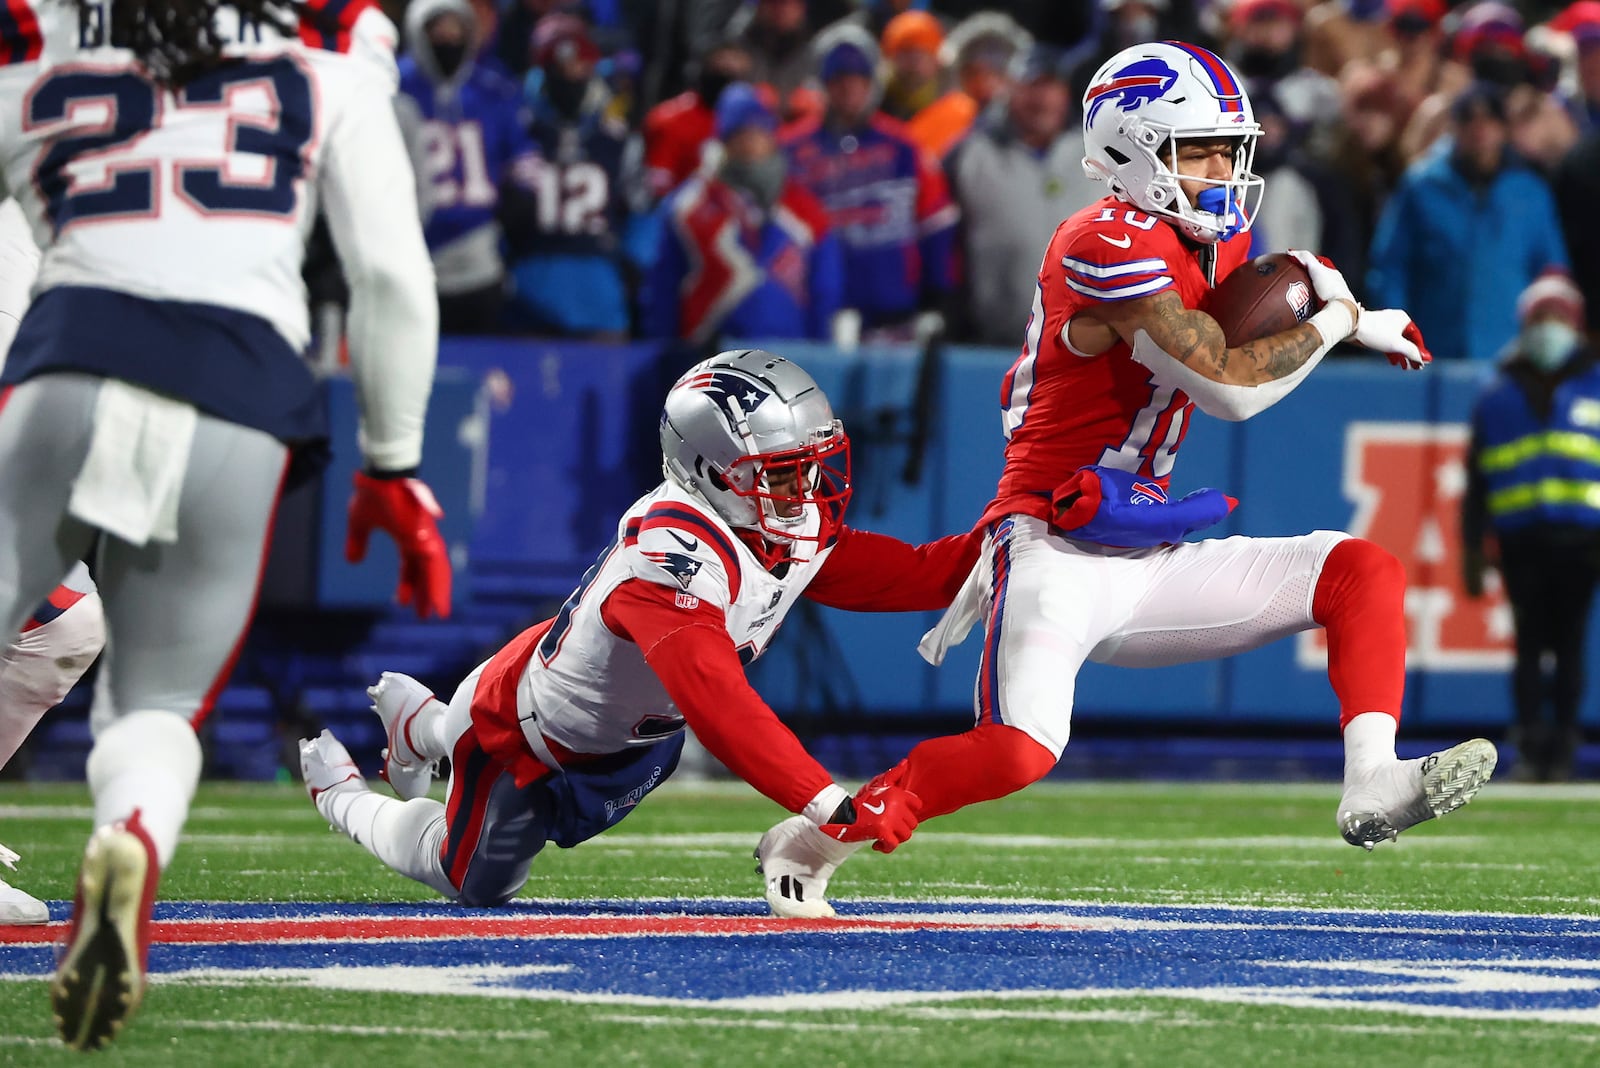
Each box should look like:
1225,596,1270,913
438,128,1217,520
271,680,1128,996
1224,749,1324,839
1308,300,1357,348
802,782,852,825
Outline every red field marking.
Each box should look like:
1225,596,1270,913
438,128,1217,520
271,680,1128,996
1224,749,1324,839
0,913,1072,946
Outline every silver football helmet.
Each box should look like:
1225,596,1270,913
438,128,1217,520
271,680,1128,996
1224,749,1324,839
660,349,851,552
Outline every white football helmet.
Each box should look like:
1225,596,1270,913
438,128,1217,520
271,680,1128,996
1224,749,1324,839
660,349,851,555
1081,41,1263,244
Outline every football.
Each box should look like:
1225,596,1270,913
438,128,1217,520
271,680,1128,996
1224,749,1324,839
1201,253,1322,347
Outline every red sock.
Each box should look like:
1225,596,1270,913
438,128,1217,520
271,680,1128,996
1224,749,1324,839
1312,538,1407,730
875,722,1057,821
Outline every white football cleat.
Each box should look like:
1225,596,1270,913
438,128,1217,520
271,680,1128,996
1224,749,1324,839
51,816,159,1051
1338,738,1498,850
369,671,443,801
299,729,365,821
0,842,47,925
755,815,866,918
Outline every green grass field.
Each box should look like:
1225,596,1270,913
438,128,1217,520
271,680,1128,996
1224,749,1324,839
2,778,1599,1066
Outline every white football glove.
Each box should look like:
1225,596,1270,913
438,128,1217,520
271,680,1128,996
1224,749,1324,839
1352,307,1432,369
1287,249,1357,338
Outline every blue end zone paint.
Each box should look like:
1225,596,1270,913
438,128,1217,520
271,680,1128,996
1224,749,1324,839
5,901,1600,1019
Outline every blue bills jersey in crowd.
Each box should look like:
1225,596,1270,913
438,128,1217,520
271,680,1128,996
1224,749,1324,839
647,176,844,345
781,112,959,331
397,54,537,295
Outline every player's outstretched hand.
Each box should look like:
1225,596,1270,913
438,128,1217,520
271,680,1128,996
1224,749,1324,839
345,471,453,619
819,782,923,854
1286,250,1359,335
1352,307,1432,369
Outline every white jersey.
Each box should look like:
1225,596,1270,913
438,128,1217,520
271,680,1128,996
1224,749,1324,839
0,196,38,358
0,0,435,468
514,482,837,757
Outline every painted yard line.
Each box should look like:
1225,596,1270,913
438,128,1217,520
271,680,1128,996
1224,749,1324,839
170,1019,553,1041
0,805,234,820
903,1007,1204,1025
579,832,1488,851
648,780,1600,802
593,1013,915,1033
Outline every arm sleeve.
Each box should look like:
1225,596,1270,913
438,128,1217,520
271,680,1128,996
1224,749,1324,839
602,579,835,813
319,65,439,472
804,526,981,612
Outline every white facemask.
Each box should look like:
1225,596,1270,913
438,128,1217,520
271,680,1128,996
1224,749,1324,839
1522,320,1581,372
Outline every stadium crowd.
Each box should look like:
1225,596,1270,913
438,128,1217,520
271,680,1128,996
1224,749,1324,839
377,0,1600,362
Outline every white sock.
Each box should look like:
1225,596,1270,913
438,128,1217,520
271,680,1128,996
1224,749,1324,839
1343,711,1399,781
86,710,202,868
418,698,449,761
321,784,455,898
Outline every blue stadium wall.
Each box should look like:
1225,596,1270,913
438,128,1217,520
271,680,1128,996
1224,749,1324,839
431,337,1581,733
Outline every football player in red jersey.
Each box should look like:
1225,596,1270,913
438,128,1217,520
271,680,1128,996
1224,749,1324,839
755,41,1498,919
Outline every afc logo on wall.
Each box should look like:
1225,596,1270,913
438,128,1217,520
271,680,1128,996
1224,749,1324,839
1296,423,1514,671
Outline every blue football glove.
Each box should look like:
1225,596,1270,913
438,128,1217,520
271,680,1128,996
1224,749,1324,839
1050,466,1236,547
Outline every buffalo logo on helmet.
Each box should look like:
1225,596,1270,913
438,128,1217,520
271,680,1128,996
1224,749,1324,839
674,370,773,434
1084,58,1179,125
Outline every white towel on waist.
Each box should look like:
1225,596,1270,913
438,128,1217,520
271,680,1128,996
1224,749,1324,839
68,380,197,547
918,557,985,666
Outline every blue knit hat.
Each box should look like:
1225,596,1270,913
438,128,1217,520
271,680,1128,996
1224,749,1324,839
714,82,776,140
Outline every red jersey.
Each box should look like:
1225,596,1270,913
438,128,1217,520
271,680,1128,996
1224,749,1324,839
981,196,1250,527
642,92,715,200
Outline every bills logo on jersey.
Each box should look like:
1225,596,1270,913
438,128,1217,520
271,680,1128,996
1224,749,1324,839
674,371,772,434
642,551,704,590
1085,59,1179,125
1285,281,1313,322
1130,480,1169,506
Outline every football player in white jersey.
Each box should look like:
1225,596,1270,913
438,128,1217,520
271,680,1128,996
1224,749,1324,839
0,196,107,927
299,348,979,912
0,0,448,1048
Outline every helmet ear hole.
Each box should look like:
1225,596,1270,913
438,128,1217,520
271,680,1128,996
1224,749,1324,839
1104,146,1130,165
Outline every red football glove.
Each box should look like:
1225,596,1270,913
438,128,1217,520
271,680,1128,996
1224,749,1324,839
819,781,923,854
345,471,453,619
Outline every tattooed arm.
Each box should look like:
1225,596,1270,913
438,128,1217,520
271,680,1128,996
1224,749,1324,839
1069,289,1360,422
1077,289,1359,386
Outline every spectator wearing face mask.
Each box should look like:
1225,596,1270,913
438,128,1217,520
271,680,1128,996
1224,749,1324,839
1462,274,1600,782
645,83,843,345
397,0,541,333
505,13,651,338
641,37,756,201
1369,81,1569,361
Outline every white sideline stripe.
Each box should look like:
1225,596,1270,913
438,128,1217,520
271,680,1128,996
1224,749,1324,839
0,805,234,820
650,781,1600,802
580,832,1486,851
594,1013,912,1033
172,1019,552,1040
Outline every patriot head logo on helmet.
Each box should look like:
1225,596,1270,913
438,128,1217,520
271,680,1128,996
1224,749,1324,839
659,349,852,553
1081,41,1263,245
